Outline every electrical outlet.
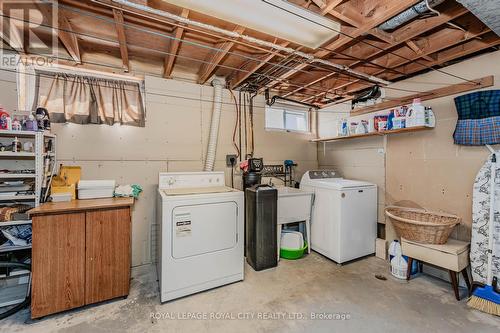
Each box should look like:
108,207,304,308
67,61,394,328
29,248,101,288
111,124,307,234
226,154,237,167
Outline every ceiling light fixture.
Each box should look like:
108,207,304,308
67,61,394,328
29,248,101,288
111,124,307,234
160,0,340,49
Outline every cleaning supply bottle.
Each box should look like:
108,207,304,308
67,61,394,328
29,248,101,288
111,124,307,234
389,241,408,279
406,98,426,127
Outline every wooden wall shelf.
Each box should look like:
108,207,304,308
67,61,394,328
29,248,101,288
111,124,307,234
311,126,433,143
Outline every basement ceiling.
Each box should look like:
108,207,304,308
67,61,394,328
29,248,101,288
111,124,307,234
160,0,340,49
2,0,499,107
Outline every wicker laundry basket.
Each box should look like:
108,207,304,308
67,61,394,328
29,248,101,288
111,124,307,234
385,206,460,244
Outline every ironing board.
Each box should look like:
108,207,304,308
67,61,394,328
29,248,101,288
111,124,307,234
471,155,500,284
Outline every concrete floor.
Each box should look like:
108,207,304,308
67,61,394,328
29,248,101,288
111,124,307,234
2,253,500,333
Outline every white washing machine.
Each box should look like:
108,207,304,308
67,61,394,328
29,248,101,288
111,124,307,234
300,170,377,264
157,172,244,302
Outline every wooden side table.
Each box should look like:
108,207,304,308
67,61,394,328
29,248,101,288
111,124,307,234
401,238,471,301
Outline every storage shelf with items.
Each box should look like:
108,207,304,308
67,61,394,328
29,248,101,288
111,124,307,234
312,98,435,143
311,126,433,142
0,129,57,258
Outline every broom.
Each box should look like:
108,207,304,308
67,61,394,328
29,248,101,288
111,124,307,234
468,153,500,316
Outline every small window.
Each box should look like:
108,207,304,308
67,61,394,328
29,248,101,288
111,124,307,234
265,105,310,133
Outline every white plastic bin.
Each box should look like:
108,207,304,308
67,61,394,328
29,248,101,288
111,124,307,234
77,180,116,199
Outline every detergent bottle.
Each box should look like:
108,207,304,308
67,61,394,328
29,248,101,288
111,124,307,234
406,98,426,127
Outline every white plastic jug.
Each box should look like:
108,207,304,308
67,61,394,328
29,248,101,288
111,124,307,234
389,240,408,279
406,98,426,127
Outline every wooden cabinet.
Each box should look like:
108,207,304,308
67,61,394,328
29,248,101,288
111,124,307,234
31,213,86,318
85,208,131,304
29,198,134,319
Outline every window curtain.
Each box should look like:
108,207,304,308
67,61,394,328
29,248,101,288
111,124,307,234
35,71,145,127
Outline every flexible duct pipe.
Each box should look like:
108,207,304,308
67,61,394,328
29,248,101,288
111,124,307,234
99,0,391,86
204,77,225,171
378,0,445,31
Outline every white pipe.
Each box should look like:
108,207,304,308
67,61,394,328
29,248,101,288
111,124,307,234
101,0,391,86
204,77,225,171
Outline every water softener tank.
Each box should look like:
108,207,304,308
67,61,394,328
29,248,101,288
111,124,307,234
245,184,278,271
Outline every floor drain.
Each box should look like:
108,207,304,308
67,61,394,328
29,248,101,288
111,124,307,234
375,274,387,281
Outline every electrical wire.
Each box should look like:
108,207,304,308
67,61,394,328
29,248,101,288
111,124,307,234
0,59,448,114
0,44,357,100
229,89,241,158
0,8,427,101
46,2,409,87
261,0,481,86
43,2,370,80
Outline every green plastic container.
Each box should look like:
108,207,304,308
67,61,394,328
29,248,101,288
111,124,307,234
280,242,308,260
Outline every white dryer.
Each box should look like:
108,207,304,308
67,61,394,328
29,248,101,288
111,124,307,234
157,172,244,302
300,170,377,264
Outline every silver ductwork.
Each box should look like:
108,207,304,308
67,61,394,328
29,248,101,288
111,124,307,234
456,0,500,37
378,0,446,31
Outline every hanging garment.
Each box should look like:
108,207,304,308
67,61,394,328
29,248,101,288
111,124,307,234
453,90,500,145
471,154,500,284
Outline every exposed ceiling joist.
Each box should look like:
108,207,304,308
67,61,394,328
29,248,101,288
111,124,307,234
163,8,189,78
301,3,469,101
112,8,129,72
263,0,421,91
320,0,347,16
334,26,492,94
333,34,500,96
58,13,81,63
321,0,422,51
5,0,496,107
197,25,245,84
405,40,435,62
229,41,290,89
387,34,500,80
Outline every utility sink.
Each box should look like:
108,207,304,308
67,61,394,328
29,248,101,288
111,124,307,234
276,186,314,224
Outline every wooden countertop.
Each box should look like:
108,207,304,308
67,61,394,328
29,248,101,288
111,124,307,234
28,197,134,215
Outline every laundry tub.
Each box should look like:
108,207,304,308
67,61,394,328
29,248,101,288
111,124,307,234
276,186,314,259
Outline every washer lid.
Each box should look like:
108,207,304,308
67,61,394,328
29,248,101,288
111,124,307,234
312,178,375,190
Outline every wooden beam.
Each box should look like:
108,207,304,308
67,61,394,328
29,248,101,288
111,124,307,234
405,40,435,62
263,1,420,91
385,35,500,80
369,28,394,43
163,8,189,78
342,27,493,93
283,72,337,98
197,26,245,84
326,9,360,27
322,0,421,52
350,76,494,116
0,13,24,52
321,0,346,15
57,13,81,63
301,3,469,98
229,42,289,89
112,9,129,72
